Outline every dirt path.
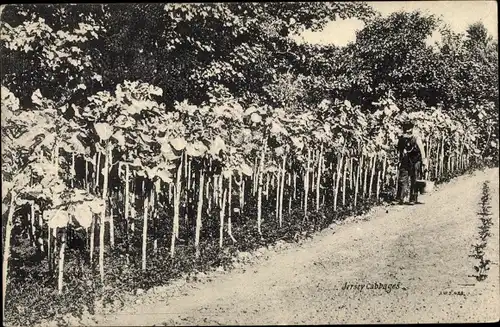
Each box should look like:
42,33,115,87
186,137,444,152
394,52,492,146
88,168,499,325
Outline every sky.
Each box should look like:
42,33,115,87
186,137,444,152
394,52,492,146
292,1,498,47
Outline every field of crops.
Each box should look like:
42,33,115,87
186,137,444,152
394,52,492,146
1,3,498,326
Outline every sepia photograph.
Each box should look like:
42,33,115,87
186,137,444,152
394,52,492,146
1,1,499,326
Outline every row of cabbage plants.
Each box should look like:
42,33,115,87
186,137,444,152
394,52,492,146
2,82,492,314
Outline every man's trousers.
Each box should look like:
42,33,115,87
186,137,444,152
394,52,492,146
397,161,421,203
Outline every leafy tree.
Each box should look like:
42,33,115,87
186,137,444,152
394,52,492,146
1,4,107,110
465,22,492,49
431,24,498,109
341,11,441,109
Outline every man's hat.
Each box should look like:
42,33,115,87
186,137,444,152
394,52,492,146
401,120,414,131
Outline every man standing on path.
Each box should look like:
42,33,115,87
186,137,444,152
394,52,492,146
395,120,428,205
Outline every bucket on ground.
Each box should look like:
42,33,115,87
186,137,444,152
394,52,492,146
415,179,434,194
